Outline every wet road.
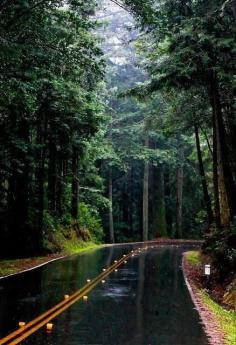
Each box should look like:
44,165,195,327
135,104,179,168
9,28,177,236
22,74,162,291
0,245,208,345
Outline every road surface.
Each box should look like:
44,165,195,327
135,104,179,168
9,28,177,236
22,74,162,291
0,244,208,345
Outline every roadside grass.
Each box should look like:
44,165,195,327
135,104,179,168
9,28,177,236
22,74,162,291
200,290,236,345
185,250,201,266
62,240,102,254
185,250,236,345
0,241,102,277
0,257,45,277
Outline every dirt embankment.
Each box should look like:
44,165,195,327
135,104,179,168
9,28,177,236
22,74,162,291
183,253,236,345
0,254,64,279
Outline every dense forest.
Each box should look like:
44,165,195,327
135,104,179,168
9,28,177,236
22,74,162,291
0,0,235,282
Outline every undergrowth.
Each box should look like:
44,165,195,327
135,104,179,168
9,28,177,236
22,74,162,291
200,291,236,345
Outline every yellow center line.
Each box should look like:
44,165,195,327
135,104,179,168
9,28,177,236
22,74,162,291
0,249,140,345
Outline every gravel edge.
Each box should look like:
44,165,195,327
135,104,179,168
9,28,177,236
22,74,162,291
0,255,66,280
182,254,226,345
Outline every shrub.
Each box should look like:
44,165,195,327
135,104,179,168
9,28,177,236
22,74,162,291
78,202,104,243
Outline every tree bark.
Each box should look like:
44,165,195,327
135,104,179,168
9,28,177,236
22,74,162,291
176,149,184,238
152,165,167,238
127,166,133,236
142,134,149,241
48,132,57,214
209,74,235,226
37,112,47,249
212,115,221,228
194,124,214,227
8,118,31,256
164,168,173,236
71,147,79,219
108,168,115,243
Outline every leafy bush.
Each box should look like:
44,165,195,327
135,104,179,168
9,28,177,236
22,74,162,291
78,202,104,243
203,219,236,281
43,202,104,253
43,211,58,233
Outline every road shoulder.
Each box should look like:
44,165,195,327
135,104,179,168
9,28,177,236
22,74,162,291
182,251,236,345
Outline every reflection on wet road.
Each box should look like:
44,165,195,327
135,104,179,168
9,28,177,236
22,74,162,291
0,245,208,345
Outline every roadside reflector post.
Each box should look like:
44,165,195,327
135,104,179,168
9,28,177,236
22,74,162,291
46,323,53,331
102,280,105,283
204,264,211,276
19,322,25,328
87,279,91,283
102,268,106,272
204,264,211,290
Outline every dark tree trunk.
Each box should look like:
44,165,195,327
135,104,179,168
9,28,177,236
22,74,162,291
152,165,167,238
122,175,129,228
57,154,65,217
231,0,236,20
194,124,214,227
164,168,173,236
36,113,47,249
209,74,236,226
142,134,149,241
127,166,133,236
8,118,31,256
176,149,184,239
212,114,221,228
108,168,114,243
71,147,79,219
48,134,57,214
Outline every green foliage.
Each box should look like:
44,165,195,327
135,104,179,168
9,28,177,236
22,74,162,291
200,291,236,345
185,251,201,266
79,202,104,242
0,0,107,257
121,0,236,253
0,0,235,259
203,220,236,279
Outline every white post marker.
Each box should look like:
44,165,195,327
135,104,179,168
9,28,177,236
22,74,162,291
204,264,211,276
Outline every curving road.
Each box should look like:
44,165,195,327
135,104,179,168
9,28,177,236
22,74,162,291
0,244,208,345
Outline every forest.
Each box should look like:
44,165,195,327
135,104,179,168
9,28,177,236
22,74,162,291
0,0,235,284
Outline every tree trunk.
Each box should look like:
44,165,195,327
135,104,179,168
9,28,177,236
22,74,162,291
48,133,57,214
152,165,167,238
8,118,31,256
127,166,133,236
164,168,173,237
194,124,214,227
37,112,47,249
142,134,149,241
231,0,236,20
71,147,79,219
176,150,184,238
209,74,235,226
108,168,115,243
57,155,65,217
212,115,221,228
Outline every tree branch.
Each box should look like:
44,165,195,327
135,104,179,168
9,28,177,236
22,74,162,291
109,0,132,14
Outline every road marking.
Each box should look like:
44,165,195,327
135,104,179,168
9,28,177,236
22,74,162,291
0,248,143,345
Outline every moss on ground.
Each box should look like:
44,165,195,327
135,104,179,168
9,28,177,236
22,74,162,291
0,257,47,277
185,250,201,266
62,240,102,254
200,291,236,345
